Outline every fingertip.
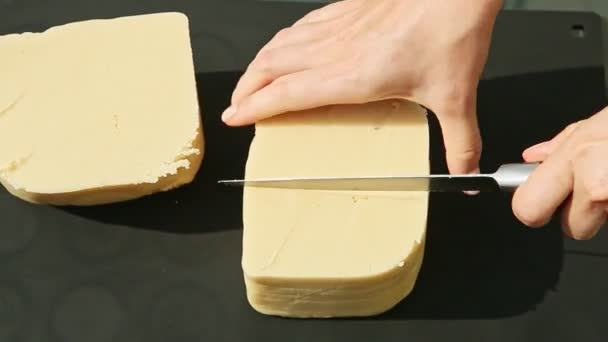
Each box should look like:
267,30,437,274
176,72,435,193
522,141,551,162
463,167,480,196
511,186,553,228
221,105,255,126
513,205,551,228
522,151,543,163
447,159,480,197
221,108,258,127
221,106,237,123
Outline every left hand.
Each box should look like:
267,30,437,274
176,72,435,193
512,106,608,240
221,0,504,176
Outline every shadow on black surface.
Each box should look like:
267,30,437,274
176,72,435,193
63,68,604,319
376,192,564,320
64,71,252,234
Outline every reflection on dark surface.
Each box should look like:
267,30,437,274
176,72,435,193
64,72,253,234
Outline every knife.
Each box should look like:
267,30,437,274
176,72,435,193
218,162,539,192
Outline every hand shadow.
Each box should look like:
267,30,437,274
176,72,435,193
63,71,252,234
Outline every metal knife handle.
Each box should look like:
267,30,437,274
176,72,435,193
493,162,540,191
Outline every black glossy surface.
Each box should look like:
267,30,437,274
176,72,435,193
1,1,607,341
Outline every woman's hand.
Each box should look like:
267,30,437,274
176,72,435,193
513,107,608,240
223,0,504,175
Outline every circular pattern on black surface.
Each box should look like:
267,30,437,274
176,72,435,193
52,286,124,342
0,206,38,257
191,31,240,71
161,235,215,267
0,285,27,341
64,224,131,262
145,282,222,342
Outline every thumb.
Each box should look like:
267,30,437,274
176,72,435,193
433,102,482,176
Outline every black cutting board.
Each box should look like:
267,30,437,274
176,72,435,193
0,1,607,341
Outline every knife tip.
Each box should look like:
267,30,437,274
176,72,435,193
217,179,243,186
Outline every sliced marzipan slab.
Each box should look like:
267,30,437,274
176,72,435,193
242,100,429,317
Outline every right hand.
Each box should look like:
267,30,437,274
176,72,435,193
223,0,504,175
513,108,608,240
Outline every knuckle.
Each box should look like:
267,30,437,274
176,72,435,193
272,78,292,99
571,141,594,164
251,49,277,73
331,25,359,43
446,146,482,165
564,122,580,134
573,148,608,202
307,8,323,19
274,27,291,40
566,120,589,145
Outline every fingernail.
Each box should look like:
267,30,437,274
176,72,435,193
464,168,480,196
222,106,237,122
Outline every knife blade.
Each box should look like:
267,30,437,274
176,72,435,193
218,162,539,192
